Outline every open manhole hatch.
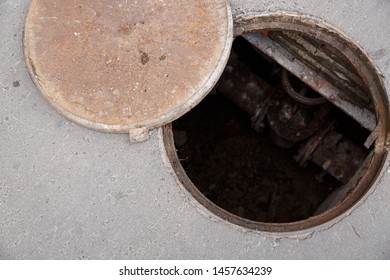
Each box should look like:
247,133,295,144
24,1,388,233
163,15,389,233
24,0,233,141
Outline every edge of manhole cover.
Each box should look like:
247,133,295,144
24,0,233,139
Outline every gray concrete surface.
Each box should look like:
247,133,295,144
1,0,390,259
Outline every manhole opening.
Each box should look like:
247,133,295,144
163,16,388,233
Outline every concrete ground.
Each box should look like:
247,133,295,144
1,0,390,259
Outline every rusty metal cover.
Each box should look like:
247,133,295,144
24,0,232,135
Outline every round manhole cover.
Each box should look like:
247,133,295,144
24,0,232,135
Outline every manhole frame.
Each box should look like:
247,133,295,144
162,12,389,234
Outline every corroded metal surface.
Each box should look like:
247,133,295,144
310,131,368,184
24,0,232,133
271,31,371,106
218,62,275,116
243,32,377,131
218,49,368,184
218,55,331,145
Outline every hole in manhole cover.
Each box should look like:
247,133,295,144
163,15,388,233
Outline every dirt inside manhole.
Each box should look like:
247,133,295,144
173,94,343,223
171,36,373,224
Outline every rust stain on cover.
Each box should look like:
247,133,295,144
24,0,231,132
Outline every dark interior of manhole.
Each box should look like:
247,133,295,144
172,36,372,223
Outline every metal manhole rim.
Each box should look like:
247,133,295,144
162,12,389,235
